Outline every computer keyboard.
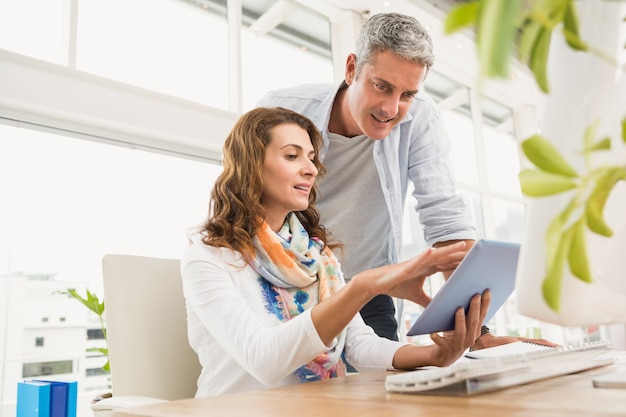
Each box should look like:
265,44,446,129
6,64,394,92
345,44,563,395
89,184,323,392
385,341,615,396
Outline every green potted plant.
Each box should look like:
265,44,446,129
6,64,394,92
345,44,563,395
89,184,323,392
56,288,112,401
444,0,626,325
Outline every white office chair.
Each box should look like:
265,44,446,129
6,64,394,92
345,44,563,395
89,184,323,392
92,254,201,415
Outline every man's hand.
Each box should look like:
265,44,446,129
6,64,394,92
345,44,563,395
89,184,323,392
410,240,474,308
434,239,475,280
377,242,467,306
471,332,560,351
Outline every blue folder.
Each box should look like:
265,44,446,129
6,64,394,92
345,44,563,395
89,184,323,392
16,381,50,417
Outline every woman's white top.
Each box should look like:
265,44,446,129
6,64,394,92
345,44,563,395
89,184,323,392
181,242,406,397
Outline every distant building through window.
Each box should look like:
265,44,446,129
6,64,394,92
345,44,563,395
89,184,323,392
23,360,73,378
87,328,105,340
86,367,109,377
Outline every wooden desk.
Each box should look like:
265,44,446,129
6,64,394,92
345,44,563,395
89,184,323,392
113,365,626,417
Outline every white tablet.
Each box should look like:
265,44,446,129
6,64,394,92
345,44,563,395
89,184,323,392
407,239,520,336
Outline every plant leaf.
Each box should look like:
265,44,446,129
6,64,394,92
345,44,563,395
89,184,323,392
476,0,522,78
87,347,110,372
519,169,577,196
582,119,599,151
444,1,479,34
568,219,592,283
542,226,572,312
621,116,626,143
585,137,611,152
57,288,105,316
521,134,578,177
85,289,105,316
88,347,108,355
581,120,610,169
585,167,626,237
545,208,567,267
562,27,587,52
529,26,552,93
562,1,588,51
518,18,543,64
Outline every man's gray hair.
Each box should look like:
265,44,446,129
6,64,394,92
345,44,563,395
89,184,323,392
354,13,434,76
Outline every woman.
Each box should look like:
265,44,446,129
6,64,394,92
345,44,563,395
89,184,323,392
181,107,490,397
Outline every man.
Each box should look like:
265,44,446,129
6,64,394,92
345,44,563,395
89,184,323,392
258,12,553,350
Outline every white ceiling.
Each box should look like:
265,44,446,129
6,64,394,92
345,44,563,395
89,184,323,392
185,0,544,125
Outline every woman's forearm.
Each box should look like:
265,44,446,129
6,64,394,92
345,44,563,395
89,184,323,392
310,278,372,346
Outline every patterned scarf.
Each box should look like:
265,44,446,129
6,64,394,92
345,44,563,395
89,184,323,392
252,212,346,382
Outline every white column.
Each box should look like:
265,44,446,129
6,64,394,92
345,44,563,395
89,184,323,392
329,10,363,84
227,0,243,114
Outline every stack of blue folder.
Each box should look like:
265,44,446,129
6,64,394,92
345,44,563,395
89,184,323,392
16,379,78,417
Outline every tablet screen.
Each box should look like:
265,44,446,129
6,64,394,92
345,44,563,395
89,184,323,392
406,239,520,336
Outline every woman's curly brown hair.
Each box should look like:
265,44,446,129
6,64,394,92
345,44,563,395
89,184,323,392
201,107,339,262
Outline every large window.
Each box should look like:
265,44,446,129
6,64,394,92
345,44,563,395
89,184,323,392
0,124,222,416
77,0,230,108
446,110,480,187
241,28,333,111
0,126,219,278
0,1,333,414
0,0,333,112
0,0,67,65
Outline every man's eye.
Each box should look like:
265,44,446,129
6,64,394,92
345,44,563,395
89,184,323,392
374,82,388,92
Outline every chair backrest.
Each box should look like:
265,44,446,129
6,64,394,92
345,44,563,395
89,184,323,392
102,254,201,401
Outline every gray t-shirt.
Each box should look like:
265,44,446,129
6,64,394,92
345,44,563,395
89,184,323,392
316,133,392,280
